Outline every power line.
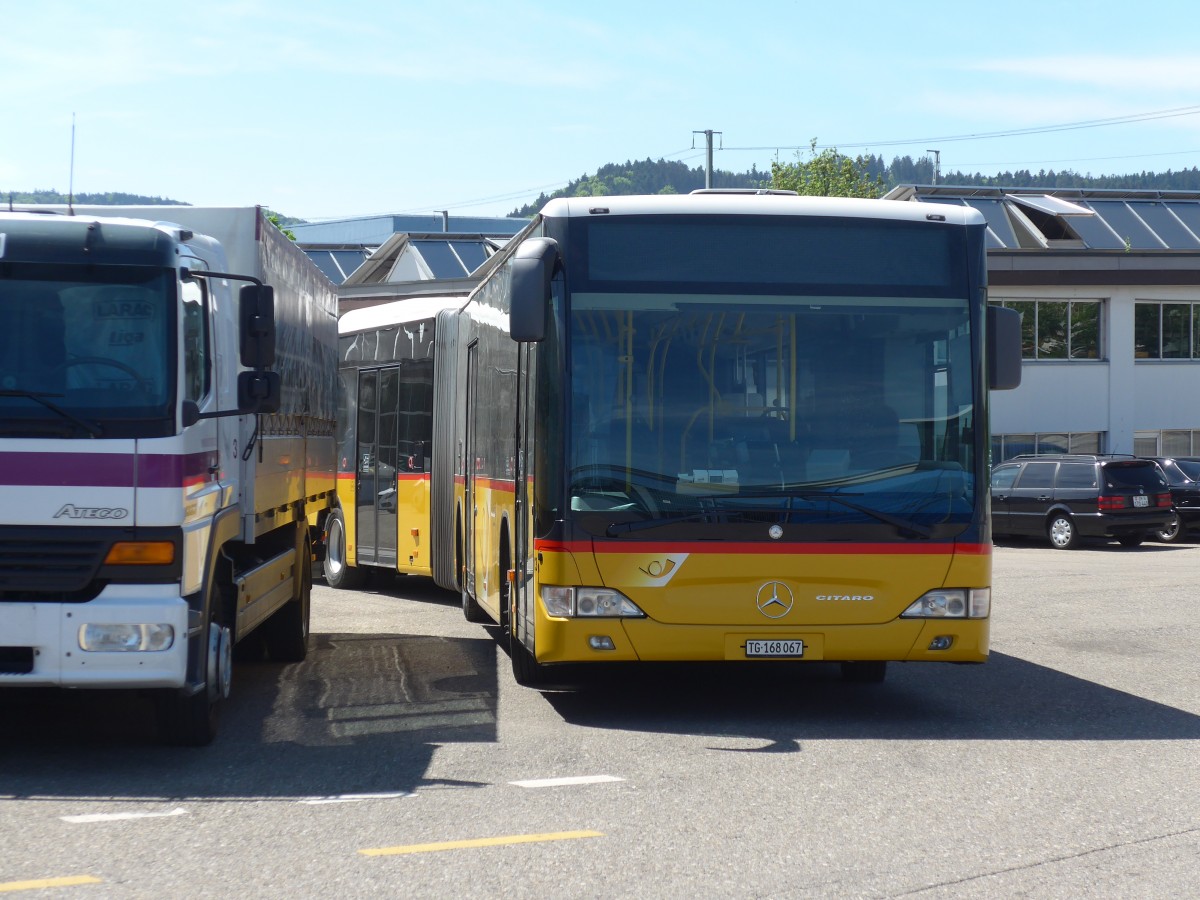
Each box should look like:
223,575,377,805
720,104,1200,153
941,148,1200,170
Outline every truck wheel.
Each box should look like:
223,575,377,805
263,525,312,662
1155,512,1183,543
158,603,231,746
324,509,366,590
1047,514,1078,550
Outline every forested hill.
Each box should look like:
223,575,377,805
510,155,1200,215
3,190,186,207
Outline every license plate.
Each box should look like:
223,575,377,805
1133,495,1149,508
745,639,805,658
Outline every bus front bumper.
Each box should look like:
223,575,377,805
533,612,988,665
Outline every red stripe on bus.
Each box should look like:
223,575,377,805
535,540,989,556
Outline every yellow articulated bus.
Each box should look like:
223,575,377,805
329,192,1022,687
327,295,468,591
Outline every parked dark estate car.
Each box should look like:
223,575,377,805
990,454,1172,549
1140,456,1200,543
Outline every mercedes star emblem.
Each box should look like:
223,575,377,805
756,581,794,618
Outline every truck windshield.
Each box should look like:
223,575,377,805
0,263,173,435
567,291,977,539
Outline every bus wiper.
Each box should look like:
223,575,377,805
797,491,931,539
0,389,104,437
606,506,813,536
606,511,709,536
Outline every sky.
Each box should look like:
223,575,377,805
2,0,1199,222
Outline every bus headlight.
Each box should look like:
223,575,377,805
900,589,990,619
541,586,645,618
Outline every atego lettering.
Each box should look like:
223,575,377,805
53,504,129,520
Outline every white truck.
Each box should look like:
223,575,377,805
0,206,337,744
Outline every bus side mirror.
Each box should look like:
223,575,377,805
240,284,276,368
988,305,1022,390
509,237,559,343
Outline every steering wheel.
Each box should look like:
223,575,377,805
53,356,151,392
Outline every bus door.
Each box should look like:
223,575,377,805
463,341,479,600
355,367,400,567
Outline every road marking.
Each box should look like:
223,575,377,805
300,792,414,805
0,875,102,893
61,808,188,824
509,775,624,788
360,830,604,857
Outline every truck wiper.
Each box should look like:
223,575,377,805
0,390,104,437
796,491,931,539
605,506,814,537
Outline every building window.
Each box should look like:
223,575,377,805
990,299,1102,360
990,432,1102,462
1134,301,1200,359
1135,429,1200,456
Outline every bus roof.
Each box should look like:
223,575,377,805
541,193,985,227
338,294,465,334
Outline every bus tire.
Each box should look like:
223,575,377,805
510,627,553,687
840,661,887,684
324,508,366,590
263,524,312,662
462,586,489,623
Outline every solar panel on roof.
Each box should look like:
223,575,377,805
1088,202,1165,249
1127,202,1200,249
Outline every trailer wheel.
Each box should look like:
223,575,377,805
263,524,312,662
158,593,231,746
324,508,366,590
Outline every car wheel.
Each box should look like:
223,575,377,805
1047,514,1078,550
1155,512,1183,543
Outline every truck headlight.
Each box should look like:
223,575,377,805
540,586,645,618
900,588,990,619
78,623,175,651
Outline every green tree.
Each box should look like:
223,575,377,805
266,210,296,241
770,139,884,198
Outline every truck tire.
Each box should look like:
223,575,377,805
324,508,366,590
262,524,312,662
158,595,231,746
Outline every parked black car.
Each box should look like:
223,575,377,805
1140,456,1200,543
990,454,1172,549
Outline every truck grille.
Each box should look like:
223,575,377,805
0,527,110,595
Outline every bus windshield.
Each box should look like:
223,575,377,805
0,263,174,435
567,291,976,538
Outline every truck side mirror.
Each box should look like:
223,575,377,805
238,370,281,413
240,284,276,369
509,237,559,343
987,305,1022,390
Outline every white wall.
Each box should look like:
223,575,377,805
989,283,1200,454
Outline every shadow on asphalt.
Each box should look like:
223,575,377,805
3,569,1198,800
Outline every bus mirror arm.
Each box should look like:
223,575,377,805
509,237,559,343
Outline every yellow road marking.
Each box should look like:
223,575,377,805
360,830,604,857
0,875,102,893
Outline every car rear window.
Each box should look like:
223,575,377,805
1103,462,1167,490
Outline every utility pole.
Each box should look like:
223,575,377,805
693,129,722,189
926,148,941,185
